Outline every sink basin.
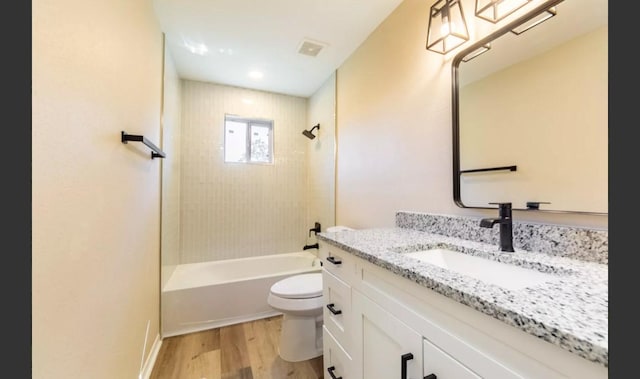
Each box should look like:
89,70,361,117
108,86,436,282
405,248,560,290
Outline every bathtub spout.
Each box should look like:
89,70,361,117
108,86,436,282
303,243,319,250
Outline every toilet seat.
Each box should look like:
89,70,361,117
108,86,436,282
270,273,322,299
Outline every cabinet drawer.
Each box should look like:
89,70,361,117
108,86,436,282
423,337,481,379
323,269,352,354
319,243,358,284
323,326,353,379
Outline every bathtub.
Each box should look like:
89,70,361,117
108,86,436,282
162,250,322,337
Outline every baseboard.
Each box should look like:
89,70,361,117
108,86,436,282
139,333,162,379
162,310,282,338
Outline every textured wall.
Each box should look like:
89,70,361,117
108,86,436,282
32,0,163,377
335,0,608,230
180,80,308,263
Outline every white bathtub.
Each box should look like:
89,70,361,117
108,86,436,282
162,250,321,337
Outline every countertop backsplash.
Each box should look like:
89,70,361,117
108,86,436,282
396,211,608,264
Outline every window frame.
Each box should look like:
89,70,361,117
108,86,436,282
223,114,274,165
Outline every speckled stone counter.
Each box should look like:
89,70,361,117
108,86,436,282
397,211,608,264
316,227,608,367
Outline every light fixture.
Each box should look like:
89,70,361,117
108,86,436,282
426,0,470,55
461,43,491,62
475,0,531,23
510,6,557,35
183,39,209,56
248,70,264,80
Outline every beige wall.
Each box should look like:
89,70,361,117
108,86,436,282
32,0,163,378
460,27,607,213
161,44,182,290
180,80,308,263
335,0,607,229
306,72,337,239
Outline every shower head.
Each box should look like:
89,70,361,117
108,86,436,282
302,124,320,140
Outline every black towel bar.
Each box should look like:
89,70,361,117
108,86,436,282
121,131,166,159
460,165,516,174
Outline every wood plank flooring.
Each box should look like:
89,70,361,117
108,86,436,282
150,315,324,379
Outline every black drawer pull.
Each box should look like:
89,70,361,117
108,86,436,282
401,353,413,379
326,256,342,265
326,303,342,315
327,365,342,379
424,374,437,379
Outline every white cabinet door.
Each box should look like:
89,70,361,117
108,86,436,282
323,326,353,379
423,337,481,379
323,268,353,354
352,290,423,379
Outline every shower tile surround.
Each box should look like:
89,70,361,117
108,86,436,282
180,81,309,263
317,211,608,366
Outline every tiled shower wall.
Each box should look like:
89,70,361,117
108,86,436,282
306,72,336,244
180,80,308,263
160,47,182,288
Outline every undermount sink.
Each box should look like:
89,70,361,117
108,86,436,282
404,248,561,290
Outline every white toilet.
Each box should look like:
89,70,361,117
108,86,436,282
267,272,324,362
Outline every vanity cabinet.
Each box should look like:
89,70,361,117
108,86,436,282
319,242,608,379
353,291,483,379
351,290,423,379
320,245,357,379
323,326,352,379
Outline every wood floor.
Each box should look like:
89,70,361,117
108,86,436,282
150,315,325,379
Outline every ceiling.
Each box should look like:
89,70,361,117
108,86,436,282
153,0,405,98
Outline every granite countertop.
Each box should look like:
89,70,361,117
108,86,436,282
317,227,608,367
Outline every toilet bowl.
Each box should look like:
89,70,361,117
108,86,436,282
267,272,324,362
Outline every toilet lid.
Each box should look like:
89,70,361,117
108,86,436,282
270,273,323,299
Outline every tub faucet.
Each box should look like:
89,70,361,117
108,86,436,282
480,202,515,252
303,243,319,250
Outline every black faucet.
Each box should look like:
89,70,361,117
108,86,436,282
303,243,319,250
479,202,515,252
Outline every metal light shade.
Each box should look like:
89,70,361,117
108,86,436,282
461,43,491,62
426,0,470,55
511,6,557,35
475,0,531,23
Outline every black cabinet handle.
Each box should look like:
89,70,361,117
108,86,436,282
326,256,342,265
327,365,342,379
401,353,413,379
326,303,342,315
424,374,437,379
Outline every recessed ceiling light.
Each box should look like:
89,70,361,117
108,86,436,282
183,39,209,56
248,70,264,79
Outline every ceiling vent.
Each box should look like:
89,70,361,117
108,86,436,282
297,38,327,57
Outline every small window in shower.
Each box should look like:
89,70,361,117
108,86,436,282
224,115,273,164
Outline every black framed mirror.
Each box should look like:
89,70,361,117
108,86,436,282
452,0,607,215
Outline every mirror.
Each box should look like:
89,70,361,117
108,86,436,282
452,0,607,214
